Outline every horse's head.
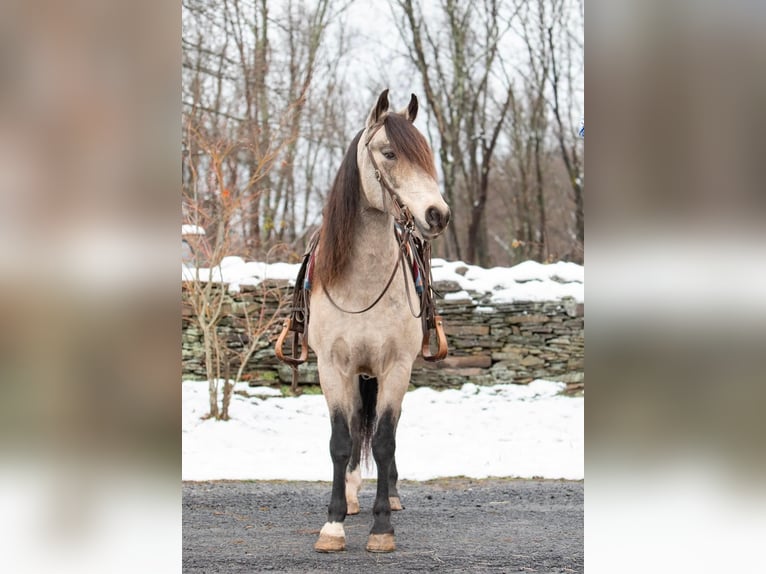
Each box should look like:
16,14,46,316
358,89,450,239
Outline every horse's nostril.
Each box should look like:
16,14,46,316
426,206,445,230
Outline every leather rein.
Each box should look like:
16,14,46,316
275,123,448,391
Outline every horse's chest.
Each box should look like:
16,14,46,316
323,308,420,348
310,301,421,369
327,329,418,376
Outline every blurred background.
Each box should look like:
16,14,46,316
0,1,181,572
586,0,766,571
1,0,765,572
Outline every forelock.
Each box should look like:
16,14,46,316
382,114,437,180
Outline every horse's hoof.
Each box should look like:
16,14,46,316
389,496,403,511
314,534,345,553
347,500,360,515
366,533,396,553
314,522,346,552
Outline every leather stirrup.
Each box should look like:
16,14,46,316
421,314,448,362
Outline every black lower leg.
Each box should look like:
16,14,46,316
370,410,396,534
327,411,352,523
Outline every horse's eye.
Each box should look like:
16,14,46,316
382,150,396,160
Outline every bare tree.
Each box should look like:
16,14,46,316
182,131,235,419
392,0,519,266
182,121,287,419
219,258,288,419
183,0,356,258
547,0,584,252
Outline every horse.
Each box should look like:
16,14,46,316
307,89,450,553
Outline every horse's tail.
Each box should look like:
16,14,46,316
359,375,378,465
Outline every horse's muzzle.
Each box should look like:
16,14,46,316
424,206,451,236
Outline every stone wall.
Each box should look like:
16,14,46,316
182,279,584,392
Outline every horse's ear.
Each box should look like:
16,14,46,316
402,93,418,122
366,88,390,128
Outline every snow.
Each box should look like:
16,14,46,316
181,257,303,291
181,257,583,303
182,380,583,482
181,224,206,236
444,289,472,301
430,258,583,303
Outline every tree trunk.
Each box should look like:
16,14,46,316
220,359,232,421
574,179,584,245
203,324,219,420
534,133,547,261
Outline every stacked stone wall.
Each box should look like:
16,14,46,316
182,279,584,391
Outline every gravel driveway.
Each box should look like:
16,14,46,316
183,478,583,573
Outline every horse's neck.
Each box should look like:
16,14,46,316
349,209,397,276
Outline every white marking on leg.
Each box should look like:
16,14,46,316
345,467,362,499
320,521,345,538
346,466,362,513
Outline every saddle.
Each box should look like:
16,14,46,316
275,229,448,393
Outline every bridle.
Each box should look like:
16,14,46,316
321,122,416,316
275,121,448,391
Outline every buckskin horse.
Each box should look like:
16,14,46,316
277,89,450,553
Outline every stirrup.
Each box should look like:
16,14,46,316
275,318,308,367
421,315,448,362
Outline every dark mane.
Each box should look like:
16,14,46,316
315,129,364,288
384,113,437,180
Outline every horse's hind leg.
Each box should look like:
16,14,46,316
314,409,353,552
345,419,363,515
388,457,403,511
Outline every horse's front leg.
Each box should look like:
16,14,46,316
367,409,396,552
314,409,353,552
366,407,397,552
366,368,409,553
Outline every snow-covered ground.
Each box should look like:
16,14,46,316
182,380,583,482
182,257,583,303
